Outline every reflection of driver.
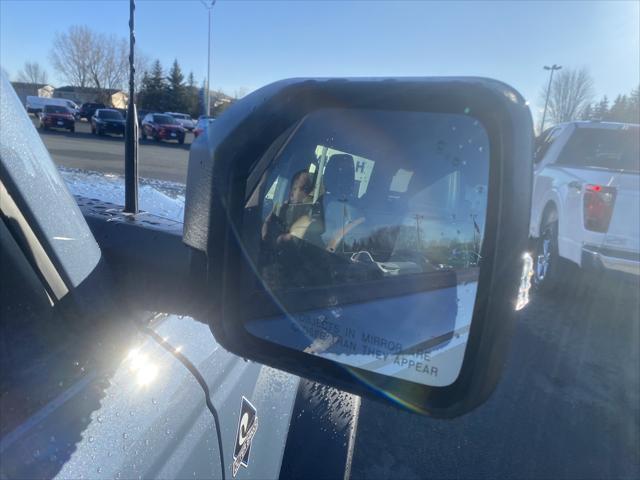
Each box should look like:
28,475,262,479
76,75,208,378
261,170,314,245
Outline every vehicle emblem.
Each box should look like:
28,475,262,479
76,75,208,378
232,396,258,477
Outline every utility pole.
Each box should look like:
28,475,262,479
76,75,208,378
540,64,562,133
124,0,138,213
201,0,216,116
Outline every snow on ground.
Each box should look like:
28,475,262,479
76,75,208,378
59,167,185,223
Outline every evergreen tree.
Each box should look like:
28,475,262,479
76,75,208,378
184,71,200,117
627,86,640,123
138,59,166,111
581,103,593,121
593,95,609,120
166,59,186,112
609,95,628,121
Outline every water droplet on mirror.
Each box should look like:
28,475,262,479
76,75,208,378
97,467,102,474
122,433,128,439
89,436,94,443
97,415,104,423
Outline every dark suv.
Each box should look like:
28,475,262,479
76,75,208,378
91,108,126,137
78,102,106,121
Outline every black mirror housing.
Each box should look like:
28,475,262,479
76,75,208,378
184,77,533,417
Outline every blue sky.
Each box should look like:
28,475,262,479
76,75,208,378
1,0,638,123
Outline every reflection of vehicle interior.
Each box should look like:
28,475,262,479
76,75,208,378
256,111,489,291
260,153,473,288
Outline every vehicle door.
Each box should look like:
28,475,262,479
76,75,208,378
530,126,565,238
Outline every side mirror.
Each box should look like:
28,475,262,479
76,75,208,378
184,77,533,417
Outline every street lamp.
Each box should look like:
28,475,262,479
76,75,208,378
200,0,216,116
540,64,562,133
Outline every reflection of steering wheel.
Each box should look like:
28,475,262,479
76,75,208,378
350,251,375,264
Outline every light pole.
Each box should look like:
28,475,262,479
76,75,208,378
540,64,562,133
201,0,216,116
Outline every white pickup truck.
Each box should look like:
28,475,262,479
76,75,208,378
530,121,640,289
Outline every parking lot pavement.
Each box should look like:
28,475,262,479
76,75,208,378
351,275,640,479
33,117,190,184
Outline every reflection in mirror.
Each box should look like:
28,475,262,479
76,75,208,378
240,109,490,387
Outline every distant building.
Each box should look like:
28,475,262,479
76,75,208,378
54,86,128,108
10,82,55,106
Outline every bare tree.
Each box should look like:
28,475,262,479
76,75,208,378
87,34,128,93
540,67,594,125
50,25,132,98
50,25,92,88
17,61,48,85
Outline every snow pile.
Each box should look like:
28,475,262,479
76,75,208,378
59,167,186,222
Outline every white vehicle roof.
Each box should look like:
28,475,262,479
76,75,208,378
26,96,78,109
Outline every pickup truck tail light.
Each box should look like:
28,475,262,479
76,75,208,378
583,184,617,232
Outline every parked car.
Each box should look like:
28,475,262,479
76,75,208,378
141,113,186,144
193,116,215,138
530,121,640,289
165,112,196,131
78,102,106,121
91,108,126,137
37,104,75,132
26,96,79,117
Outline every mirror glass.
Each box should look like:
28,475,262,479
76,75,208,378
240,108,490,386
